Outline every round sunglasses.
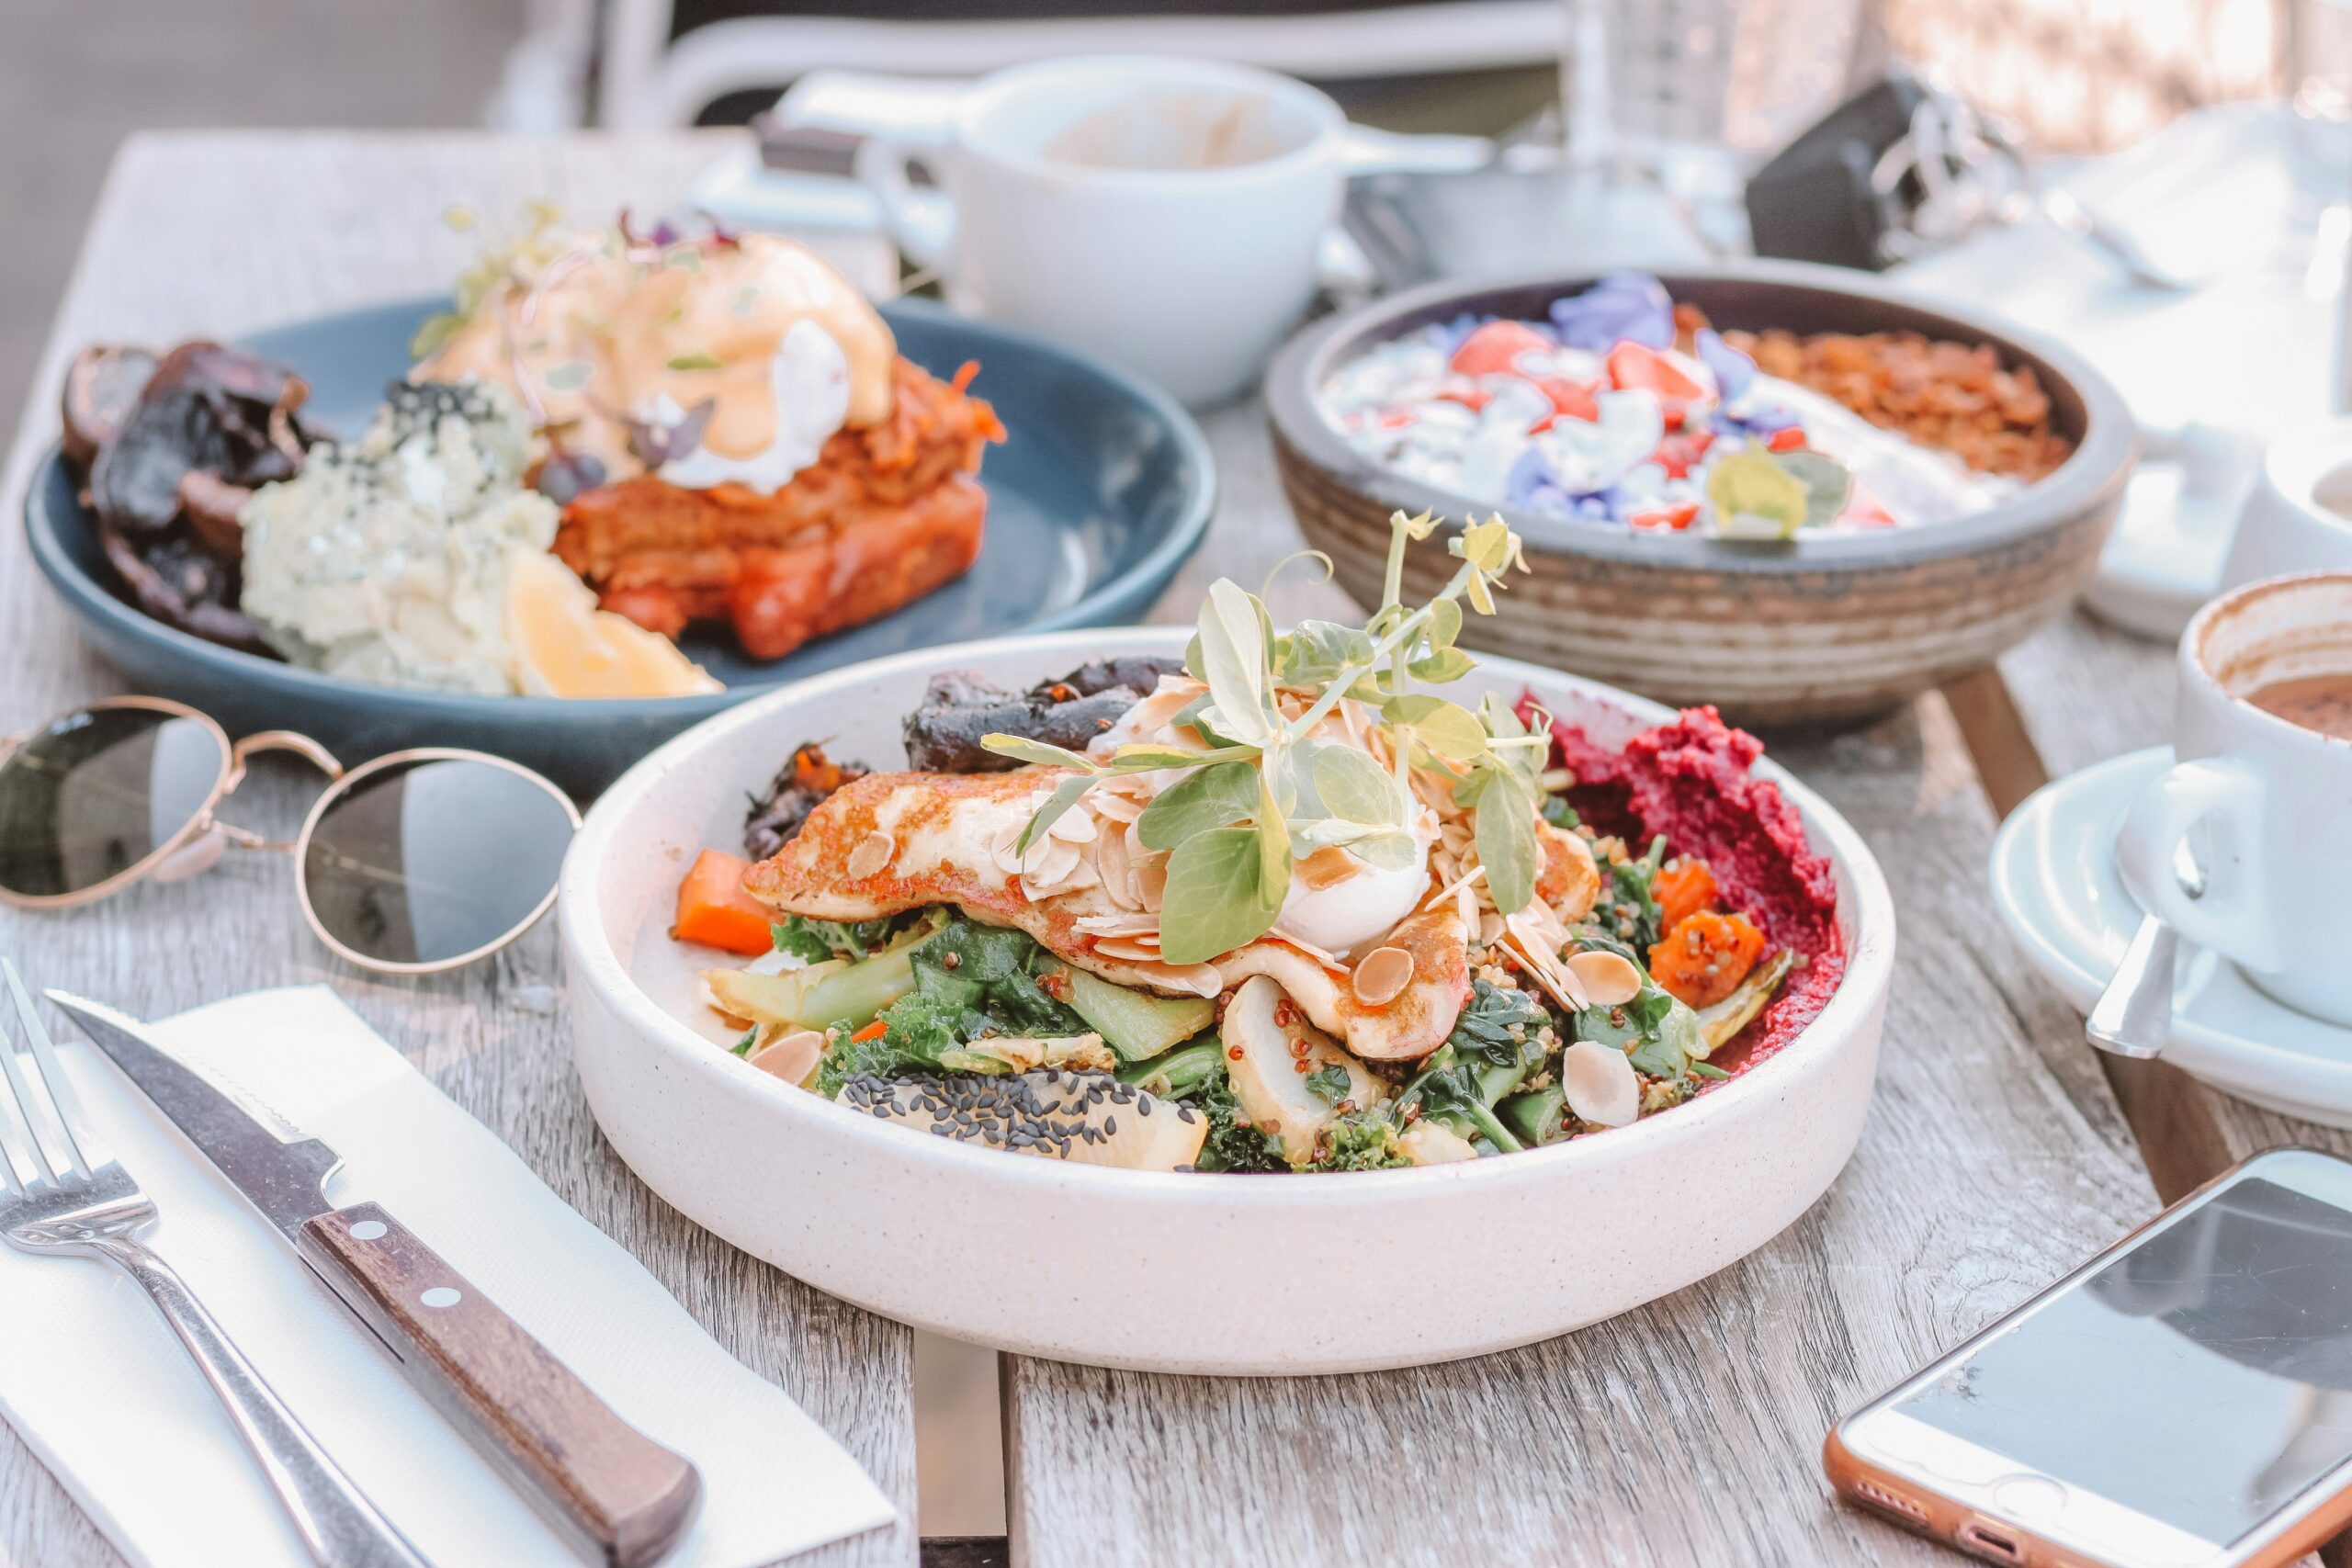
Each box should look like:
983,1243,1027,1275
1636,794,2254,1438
0,697,580,974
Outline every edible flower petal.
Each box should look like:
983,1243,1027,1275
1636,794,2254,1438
1548,273,1673,353
1449,321,1555,378
1695,329,1757,401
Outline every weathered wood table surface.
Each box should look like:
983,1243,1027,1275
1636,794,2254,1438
0,130,2321,1568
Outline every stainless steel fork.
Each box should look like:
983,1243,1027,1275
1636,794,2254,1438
0,960,431,1567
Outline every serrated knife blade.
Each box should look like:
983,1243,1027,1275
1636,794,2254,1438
48,992,345,1240
48,991,703,1568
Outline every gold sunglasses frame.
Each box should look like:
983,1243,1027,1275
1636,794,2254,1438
0,696,581,975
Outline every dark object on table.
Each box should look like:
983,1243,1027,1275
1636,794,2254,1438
744,741,870,860
63,340,316,653
1744,73,1932,271
1263,262,2134,725
902,656,1185,773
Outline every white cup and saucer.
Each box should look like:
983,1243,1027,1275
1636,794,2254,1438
772,57,1488,407
1994,569,2352,1122
2218,415,2352,587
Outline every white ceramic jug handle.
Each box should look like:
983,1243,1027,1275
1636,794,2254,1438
853,138,956,276
2114,757,2278,972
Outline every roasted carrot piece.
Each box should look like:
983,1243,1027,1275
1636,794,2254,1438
1648,909,1767,1010
1651,856,1719,935
673,848,774,955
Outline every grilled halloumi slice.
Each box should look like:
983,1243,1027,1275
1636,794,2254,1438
742,768,1475,1060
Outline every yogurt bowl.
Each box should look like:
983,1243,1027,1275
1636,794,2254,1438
559,626,1895,1374
1268,263,2135,724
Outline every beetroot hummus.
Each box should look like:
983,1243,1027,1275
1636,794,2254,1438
1524,699,1846,1071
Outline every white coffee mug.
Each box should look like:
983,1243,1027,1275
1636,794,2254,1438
838,56,1347,406
2117,570,2352,1025
2219,416,2352,589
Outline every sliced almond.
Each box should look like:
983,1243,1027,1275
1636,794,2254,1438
1264,929,1348,974
747,1028,826,1088
1561,1039,1639,1128
1046,808,1099,844
989,827,1028,877
1092,935,1165,962
845,830,896,880
1133,851,1170,910
1295,844,1358,891
1095,825,1139,910
1351,945,1414,1007
1566,949,1644,1007
1091,788,1146,824
1074,909,1158,937
1126,959,1224,998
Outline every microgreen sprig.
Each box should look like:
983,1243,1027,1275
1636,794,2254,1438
982,511,1544,964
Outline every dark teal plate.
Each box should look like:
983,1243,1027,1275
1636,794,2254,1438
28,296,1214,795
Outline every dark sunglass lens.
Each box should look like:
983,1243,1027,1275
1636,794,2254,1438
0,708,225,898
301,757,575,968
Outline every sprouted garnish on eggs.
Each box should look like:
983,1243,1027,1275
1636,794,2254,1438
980,511,1551,964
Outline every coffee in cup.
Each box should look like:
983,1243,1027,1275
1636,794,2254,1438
2118,570,2352,1025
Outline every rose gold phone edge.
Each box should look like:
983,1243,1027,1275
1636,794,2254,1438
1824,1147,2352,1568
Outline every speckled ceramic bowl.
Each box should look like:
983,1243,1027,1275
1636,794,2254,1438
560,627,1894,1374
1266,262,2135,725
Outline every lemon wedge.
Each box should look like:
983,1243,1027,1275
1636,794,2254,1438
505,550,722,698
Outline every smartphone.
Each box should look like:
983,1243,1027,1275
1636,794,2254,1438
1826,1148,2352,1568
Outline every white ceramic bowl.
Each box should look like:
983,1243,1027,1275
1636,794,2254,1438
560,627,1895,1374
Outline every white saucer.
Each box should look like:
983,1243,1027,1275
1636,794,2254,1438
1990,747,2352,1126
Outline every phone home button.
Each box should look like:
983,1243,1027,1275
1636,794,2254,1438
1991,1475,2066,1517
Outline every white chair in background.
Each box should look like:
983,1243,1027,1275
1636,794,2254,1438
582,0,1566,129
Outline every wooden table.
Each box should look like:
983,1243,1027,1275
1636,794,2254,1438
0,130,2313,1568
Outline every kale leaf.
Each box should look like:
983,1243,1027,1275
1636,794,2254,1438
1445,976,1553,1071
1572,963,1704,1083
908,919,1089,1036
812,916,1091,1096
1190,1064,1286,1173
1310,1111,1412,1171
1578,835,1668,951
1304,1062,1354,1107
772,911,926,963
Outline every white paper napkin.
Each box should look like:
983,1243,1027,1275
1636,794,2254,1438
0,985,896,1568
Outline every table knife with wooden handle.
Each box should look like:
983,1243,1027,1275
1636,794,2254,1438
50,991,704,1568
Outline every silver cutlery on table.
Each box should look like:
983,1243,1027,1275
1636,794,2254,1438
2088,839,2210,1060
0,961,431,1568
46,990,704,1568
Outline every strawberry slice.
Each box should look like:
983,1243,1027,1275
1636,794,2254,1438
1650,429,1714,479
1840,478,1896,527
1629,502,1702,531
1606,341,1704,401
1450,321,1553,378
1533,376,1600,423
1436,378,1493,412
1765,425,1806,453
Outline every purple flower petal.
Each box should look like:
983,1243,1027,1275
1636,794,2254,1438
1696,329,1756,400
1548,273,1673,353
1504,446,1562,510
